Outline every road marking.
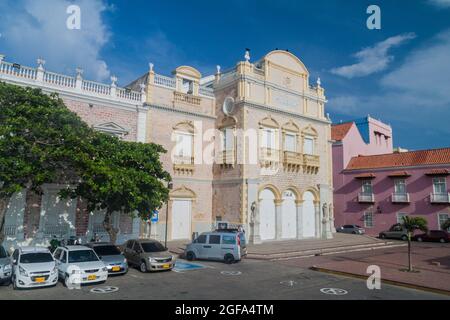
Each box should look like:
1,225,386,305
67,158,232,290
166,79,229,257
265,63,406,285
220,271,242,276
320,288,348,295
90,286,119,294
173,260,207,272
280,280,297,287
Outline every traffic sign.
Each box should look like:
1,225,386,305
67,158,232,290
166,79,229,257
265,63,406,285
150,210,159,223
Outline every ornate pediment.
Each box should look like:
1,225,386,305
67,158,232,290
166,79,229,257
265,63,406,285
93,122,129,137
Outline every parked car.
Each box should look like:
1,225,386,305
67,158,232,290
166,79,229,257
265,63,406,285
413,230,450,243
379,223,409,240
86,242,128,275
336,225,366,235
213,227,248,256
0,245,12,286
11,246,58,289
122,239,175,273
53,245,108,287
185,231,245,264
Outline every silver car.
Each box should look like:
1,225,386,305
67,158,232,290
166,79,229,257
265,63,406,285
86,242,128,275
185,231,245,264
336,224,366,235
0,245,12,285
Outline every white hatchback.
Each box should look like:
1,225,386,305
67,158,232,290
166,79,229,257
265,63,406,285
53,245,108,287
11,246,58,289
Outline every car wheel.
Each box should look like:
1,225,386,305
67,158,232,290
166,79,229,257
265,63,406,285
64,275,72,288
352,231,357,234
139,261,148,273
401,235,408,241
439,238,446,243
379,234,386,239
186,251,196,261
417,237,423,242
224,254,235,264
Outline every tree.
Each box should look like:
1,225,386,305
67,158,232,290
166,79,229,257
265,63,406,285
0,82,94,243
441,218,450,231
60,133,171,244
401,216,428,272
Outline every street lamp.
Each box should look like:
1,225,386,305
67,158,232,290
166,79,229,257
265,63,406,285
164,181,173,249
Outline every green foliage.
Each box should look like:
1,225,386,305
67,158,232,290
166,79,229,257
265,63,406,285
0,81,94,197
401,216,428,235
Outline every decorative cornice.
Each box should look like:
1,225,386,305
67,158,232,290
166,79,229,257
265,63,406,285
145,103,216,120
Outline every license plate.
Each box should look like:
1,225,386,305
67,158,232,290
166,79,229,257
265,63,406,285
112,266,120,272
35,277,45,283
162,264,170,269
87,275,97,281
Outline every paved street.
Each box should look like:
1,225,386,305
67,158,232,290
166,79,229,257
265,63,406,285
1,251,448,300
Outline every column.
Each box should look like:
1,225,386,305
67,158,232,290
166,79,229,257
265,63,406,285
314,201,321,238
296,200,304,239
275,199,283,239
247,179,261,244
136,106,148,143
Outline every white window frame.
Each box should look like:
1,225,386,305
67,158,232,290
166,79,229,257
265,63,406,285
174,131,194,158
303,135,314,155
364,211,374,228
361,180,373,195
221,127,235,152
284,132,297,152
438,213,449,230
394,179,407,195
261,128,278,150
433,177,447,194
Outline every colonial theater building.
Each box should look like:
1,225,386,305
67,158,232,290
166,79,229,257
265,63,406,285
0,49,334,247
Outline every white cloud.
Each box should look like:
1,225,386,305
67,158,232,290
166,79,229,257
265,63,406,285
330,33,416,79
428,0,450,8
0,0,111,81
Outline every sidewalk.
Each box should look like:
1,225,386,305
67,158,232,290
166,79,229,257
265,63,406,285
311,243,450,294
167,233,404,260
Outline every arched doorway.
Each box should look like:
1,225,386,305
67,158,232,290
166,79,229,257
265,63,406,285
302,191,316,238
170,186,195,240
281,190,297,239
259,188,276,240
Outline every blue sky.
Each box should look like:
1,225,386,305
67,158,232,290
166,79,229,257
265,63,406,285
0,0,449,150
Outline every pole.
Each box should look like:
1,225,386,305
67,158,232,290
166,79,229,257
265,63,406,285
164,201,169,248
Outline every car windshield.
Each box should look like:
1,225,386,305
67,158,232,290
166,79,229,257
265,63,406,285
68,250,99,263
20,252,53,264
0,246,8,258
93,245,121,256
141,242,166,253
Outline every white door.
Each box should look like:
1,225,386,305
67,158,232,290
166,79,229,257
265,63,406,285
282,190,297,239
259,189,276,240
302,191,316,238
171,199,191,240
42,190,76,238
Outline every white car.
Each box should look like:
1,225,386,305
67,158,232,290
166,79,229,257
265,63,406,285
53,245,108,287
11,246,58,289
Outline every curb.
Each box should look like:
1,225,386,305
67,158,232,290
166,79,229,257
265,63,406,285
310,265,450,297
246,242,407,261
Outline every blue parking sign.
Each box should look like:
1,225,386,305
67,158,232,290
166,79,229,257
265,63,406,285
150,210,159,223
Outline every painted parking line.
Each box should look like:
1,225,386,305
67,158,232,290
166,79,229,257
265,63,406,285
173,260,212,273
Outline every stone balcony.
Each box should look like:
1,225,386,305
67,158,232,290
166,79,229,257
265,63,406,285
283,151,303,171
430,192,450,204
174,91,201,106
259,148,280,167
303,154,320,174
358,193,375,203
217,150,236,167
173,155,195,174
392,193,410,203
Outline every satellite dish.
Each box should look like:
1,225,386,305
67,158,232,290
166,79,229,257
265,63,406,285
223,97,235,116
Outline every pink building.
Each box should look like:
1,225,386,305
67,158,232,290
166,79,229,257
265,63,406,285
332,116,450,235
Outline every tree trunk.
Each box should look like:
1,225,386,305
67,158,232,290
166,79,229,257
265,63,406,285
103,211,118,244
0,195,12,244
407,232,412,272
